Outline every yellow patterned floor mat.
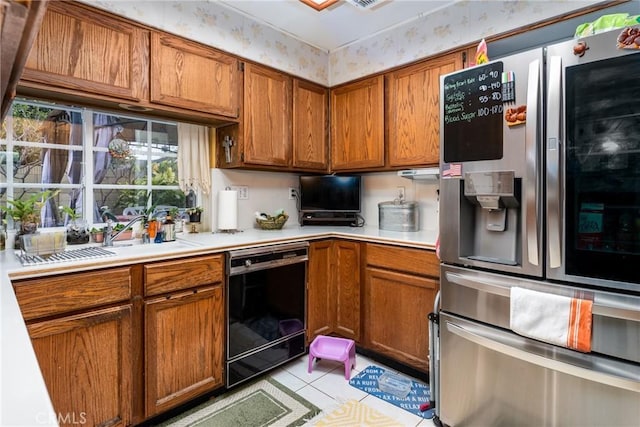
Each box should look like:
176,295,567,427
314,400,401,426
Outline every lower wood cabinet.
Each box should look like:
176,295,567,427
13,267,135,427
145,285,224,417
363,244,439,372
13,254,226,425
29,305,133,427
309,240,440,373
307,239,361,343
143,254,225,417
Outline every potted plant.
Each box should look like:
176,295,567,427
1,190,58,249
60,206,90,245
186,206,203,223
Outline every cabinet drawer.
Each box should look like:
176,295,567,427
13,267,132,321
144,254,224,297
366,243,439,277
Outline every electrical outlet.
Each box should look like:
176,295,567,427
288,187,296,200
397,186,405,200
232,186,249,200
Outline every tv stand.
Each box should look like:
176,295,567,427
300,212,358,226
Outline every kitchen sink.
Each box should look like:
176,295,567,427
17,239,201,266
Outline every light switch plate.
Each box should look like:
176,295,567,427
232,186,249,200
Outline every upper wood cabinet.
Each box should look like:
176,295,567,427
243,62,292,167
387,52,462,167
150,32,240,118
22,2,148,102
1,0,49,119
292,79,329,170
331,75,385,171
216,64,329,172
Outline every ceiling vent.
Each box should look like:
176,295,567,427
345,0,387,10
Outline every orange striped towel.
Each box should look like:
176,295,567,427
510,287,593,352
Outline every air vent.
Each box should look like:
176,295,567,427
345,0,386,9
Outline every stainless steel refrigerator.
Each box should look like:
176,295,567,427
436,28,640,426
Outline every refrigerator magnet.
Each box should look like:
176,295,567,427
505,105,526,126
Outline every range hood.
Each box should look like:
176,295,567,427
398,167,439,180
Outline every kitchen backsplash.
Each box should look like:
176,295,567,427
209,168,439,234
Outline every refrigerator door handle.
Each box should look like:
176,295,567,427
445,319,640,393
525,59,540,266
547,55,563,269
446,270,640,322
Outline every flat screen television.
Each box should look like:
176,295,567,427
299,175,361,213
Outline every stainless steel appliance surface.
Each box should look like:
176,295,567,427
226,242,308,388
436,28,640,427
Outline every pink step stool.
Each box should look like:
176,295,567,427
308,335,356,380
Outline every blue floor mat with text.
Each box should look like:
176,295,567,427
349,365,434,419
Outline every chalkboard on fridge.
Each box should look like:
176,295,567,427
443,61,504,163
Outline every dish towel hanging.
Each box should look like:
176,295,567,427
510,287,593,352
177,123,211,195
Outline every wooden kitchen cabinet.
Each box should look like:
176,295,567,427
150,32,240,118
242,62,292,167
307,240,334,340
292,79,329,170
217,64,329,172
331,75,385,171
143,254,225,417
363,244,439,372
387,52,462,167
0,0,49,119
13,267,135,427
307,240,361,343
21,2,148,102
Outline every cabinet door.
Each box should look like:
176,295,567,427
331,76,384,170
28,305,133,427
307,240,335,342
22,2,147,101
387,52,461,167
145,286,224,417
150,32,240,117
364,267,437,371
292,79,328,171
243,63,291,167
334,240,361,341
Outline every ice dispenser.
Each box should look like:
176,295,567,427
461,171,521,265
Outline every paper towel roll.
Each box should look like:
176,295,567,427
218,190,238,230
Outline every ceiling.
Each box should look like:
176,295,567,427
215,0,456,52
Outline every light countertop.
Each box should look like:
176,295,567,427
0,225,437,425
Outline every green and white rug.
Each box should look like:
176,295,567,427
160,378,320,427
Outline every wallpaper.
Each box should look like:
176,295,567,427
84,0,603,86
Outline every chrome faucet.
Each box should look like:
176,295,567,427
102,215,146,247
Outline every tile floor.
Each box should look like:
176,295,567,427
269,353,437,427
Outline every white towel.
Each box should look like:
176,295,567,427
510,287,592,352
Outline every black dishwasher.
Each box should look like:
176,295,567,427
226,242,308,388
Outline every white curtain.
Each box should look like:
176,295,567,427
177,123,211,195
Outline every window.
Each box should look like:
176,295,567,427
1,100,186,228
